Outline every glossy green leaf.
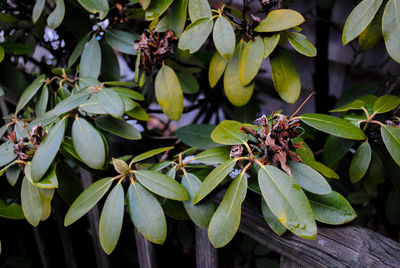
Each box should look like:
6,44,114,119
359,94,378,112
342,0,382,45
0,141,16,167
31,118,66,182
64,177,113,226
145,0,173,20
208,172,247,247
211,120,249,145
95,115,141,140
263,34,280,58
178,17,214,53
53,91,91,115
155,65,183,121
330,99,366,112
33,166,58,189
288,32,316,57
193,159,237,204
239,36,264,86
224,40,255,106
188,0,211,22
270,47,300,103
300,113,366,140
386,188,400,225
358,4,384,51
99,184,124,254
47,0,65,29
56,161,83,205
373,95,400,114
209,51,227,88
33,0,46,23
307,191,357,224
110,87,144,101
105,29,138,55
254,9,305,32
287,161,332,195
261,198,286,236
195,146,231,164
79,94,107,115
72,117,106,169
126,106,150,121
101,42,120,81
382,0,400,63
381,125,400,166
68,33,90,67
0,200,24,220
131,147,173,163
349,142,371,183
21,177,42,226
177,124,219,149
77,0,109,19
135,170,188,201
16,75,45,114
322,135,354,167
80,38,101,79
182,173,214,228
305,160,339,179
98,88,124,118
258,165,317,239
176,73,199,94
169,0,188,37
5,165,20,186
363,152,385,194
127,183,167,244
213,16,236,60
36,85,49,116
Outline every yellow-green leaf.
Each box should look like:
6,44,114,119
209,51,227,88
263,34,280,58
21,177,42,226
381,125,400,166
382,0,400,63
210,120,249,145
239,36,264,86
145,0,173,20
373,95,400,114
178,17,214,53
349,142,372,183
254,9,305,32
358,4,384,51
287,32,317,57
188,0,211,22
130,146,174,163
213,16,236,60
261,198,286,236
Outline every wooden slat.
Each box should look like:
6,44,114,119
134,228,158,268
195,226,218,268
280,255,306,268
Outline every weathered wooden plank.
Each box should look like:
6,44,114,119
134,227,158,268
195,226,218,268
280,255,306,268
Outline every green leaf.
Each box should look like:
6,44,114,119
208,51,227,88
263,34,280,59
363,152,385,194
21,177,42,226
224,41,254,106
36,85,49,116
287,32,316,57
68,33,90,67
98,88,124,118
135,170,188,201
0,13,18,22
33,0,46,23
0,45,4,62
188,0,211,22
193,159,237,204
101,42,120,81
80,37,101,79
0,141,16,167
349,142,371,183
299,113,366,140
126,106,150,121
373,95,400,114
5,165,20,186
213,16,236,60
110,87,144,101
177,124,219,149
127,183,167,244
386,188,400,225
99,184,124,254
287,161,332,195
305,160,339,179
307,191,357,224
145,0,173,20
169,0,188,37
358,4,384,51
31,118,66,182
239,36,264,86
77,0,109,19
178,17,214,53
322,135,354,167
254,9,305,32
330,99,366,112
176,73,199,94
270,47,300,103
382,0,400,63
16,75,45,114
32,165,58,189
181,173,214,228
39,188,54,221
64,177,113,226
261,198,286,236
336,82,379,108
381,125,400,166
140,0,151,10
155,65,183,121
258,165,317,239
56,161,83,205
131,147,174,163
47,0,65,29
292,137,315,162
53,91,91,115
208,172,247,247
0,200,24,220
105,29,138,55
211,120,249,145
195,146,231,164
95,115,141,140
342,0,382,45
79,94,107,115
72,117,106,169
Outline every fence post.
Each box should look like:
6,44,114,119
195,226,218,268
135,228,158,268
